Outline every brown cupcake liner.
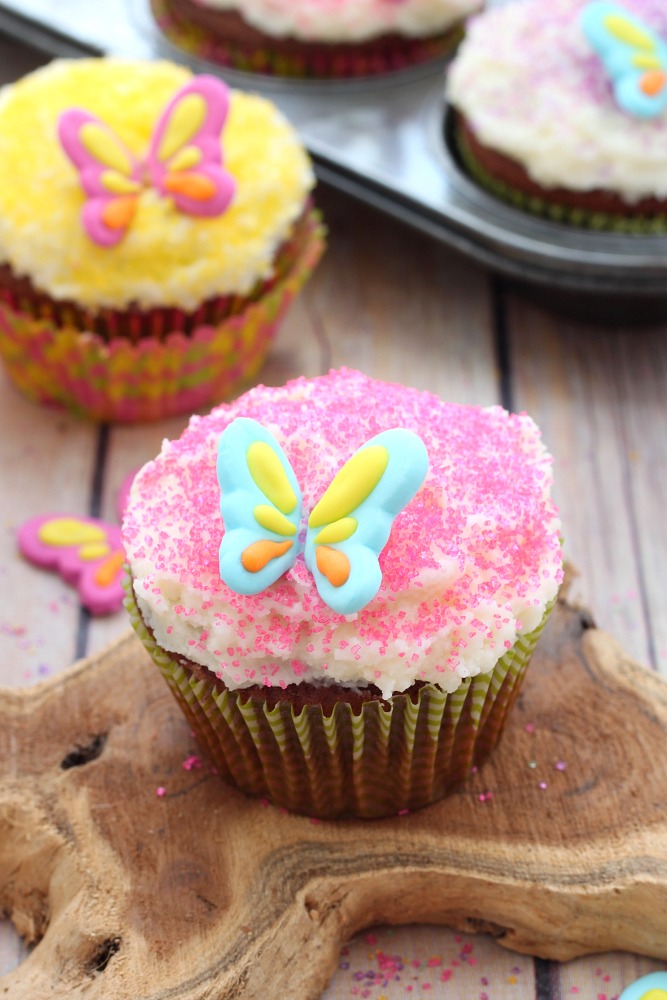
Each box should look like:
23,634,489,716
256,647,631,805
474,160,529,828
125,579,554,819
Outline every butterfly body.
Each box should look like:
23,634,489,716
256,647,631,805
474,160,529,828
581,1,667,118
217,418,428,615
58,76,236,246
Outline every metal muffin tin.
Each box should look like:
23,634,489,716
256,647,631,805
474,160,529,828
1,0,666,297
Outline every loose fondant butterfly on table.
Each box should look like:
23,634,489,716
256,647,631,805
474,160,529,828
581,1,667,118
58,75,235,246
17,469,138,616
18,516,126,616
217,418,429,616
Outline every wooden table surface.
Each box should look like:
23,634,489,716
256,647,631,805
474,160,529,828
0,36,666,1000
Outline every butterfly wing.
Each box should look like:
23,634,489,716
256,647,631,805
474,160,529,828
217,418,302,596
304,429,428,616
58,109,143,246
147,75,235,218
581,1,667,118
17,515,126,615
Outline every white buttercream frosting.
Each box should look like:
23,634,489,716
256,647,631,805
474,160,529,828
446,0,667,202
123,370,563,698
192,0,481,42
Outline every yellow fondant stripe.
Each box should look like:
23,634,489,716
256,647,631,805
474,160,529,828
603,13,655,50
241,539,293,573
38,518,106,547
309,445,388,528
79,541,111,561
100,170,141,195
157,93,206,163
247,442,298,514
253,504,297,537
313,517,357,545
80,121,134,174
167,146,202,172
631,52,662,69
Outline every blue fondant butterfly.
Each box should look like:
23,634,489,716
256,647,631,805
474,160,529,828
581,1,667,118
217,417,428,616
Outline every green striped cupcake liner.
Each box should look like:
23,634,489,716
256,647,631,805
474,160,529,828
125,580,554,819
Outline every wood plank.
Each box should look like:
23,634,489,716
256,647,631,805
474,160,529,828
295,187,499,405
506,294,667,675
0,373,98,687
2,591,667,1000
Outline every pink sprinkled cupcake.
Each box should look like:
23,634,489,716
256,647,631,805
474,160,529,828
123,369,563,818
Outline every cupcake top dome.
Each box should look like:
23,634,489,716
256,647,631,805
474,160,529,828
447,0,667,202
0,58,314,310
192,0,481,42
123,369,563,698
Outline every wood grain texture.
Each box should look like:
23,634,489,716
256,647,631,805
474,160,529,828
1,590,666,1000
507,296,667,676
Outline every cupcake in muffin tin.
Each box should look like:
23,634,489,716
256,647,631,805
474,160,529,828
151,0,482,79
446,0,667,232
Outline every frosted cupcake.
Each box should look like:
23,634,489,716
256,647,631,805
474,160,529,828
123,369,563,819
447,0,667,231
0,58,324,422
152,0,482,78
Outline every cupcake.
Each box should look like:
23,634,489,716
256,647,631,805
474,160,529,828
122,369,563,819
151,0,482,79
446,0,667,232
0,58,324,423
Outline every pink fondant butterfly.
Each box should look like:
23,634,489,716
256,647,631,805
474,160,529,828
58,75,236,247
17,470,138,616
18,516,126,615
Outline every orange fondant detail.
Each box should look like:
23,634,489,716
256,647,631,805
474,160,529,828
315,546,350,588
102,196,138,231
93,550,125,587
163,172,217,201
640,69,667,96
241,539,293,573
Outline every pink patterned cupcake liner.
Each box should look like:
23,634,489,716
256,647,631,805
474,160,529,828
0,209,325,423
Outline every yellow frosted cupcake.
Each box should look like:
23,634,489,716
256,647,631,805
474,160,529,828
0,58,324,422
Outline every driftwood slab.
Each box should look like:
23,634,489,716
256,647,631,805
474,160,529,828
1,592,667,1000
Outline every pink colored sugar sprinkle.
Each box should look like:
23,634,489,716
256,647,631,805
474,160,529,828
182,754,202,771
156,786,166,797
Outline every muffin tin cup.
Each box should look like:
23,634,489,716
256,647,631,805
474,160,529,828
0,208,325,423
149,0,463,80
125,579,555,819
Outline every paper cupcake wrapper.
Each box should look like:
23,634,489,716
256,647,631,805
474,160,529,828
125,580,555,819
151,0,462,79
455,125,667,234
0,209,325,423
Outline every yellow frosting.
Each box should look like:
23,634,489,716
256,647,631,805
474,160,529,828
0,59,315,310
